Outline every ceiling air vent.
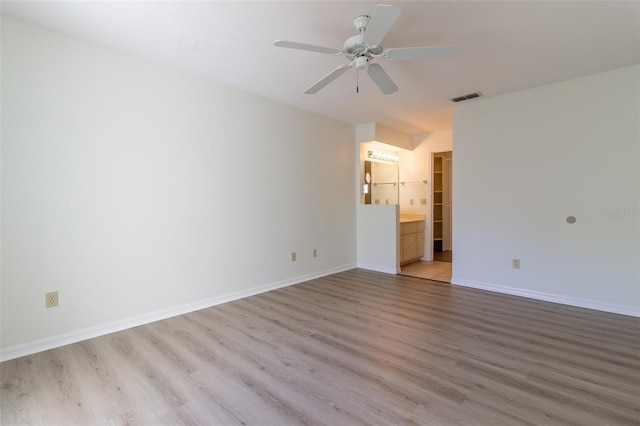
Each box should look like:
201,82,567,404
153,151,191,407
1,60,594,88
450,92,482,103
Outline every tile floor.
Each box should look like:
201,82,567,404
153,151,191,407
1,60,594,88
433,250,452,263
399,260,452,283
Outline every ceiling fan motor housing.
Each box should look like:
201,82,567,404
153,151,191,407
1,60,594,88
343,34,383,60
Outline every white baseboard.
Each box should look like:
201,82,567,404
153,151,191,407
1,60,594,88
357,262,399,275
0,263,356,362
451,277,640,318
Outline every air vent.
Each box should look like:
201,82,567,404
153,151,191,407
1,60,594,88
450,92,483,103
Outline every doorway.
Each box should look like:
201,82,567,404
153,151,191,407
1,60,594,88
399,150,452,282
433,151,452,256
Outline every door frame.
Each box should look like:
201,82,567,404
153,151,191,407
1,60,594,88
425,148,453,261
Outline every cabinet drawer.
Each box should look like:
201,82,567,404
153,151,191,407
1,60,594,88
415,221,425,232
401,222,417,234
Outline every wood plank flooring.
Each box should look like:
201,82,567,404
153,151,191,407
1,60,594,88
2,268,639,425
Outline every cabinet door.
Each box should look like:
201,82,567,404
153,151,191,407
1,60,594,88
416,232,425,258
403,234,416,261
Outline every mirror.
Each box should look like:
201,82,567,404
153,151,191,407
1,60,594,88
364,160,398,205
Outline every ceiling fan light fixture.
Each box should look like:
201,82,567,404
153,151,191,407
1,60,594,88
356,56,370,70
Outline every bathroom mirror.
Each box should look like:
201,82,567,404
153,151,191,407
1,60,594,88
364,160,398,205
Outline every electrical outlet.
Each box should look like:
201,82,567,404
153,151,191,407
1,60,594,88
512,259,521,269
313,248,317,258
291,252,296,262
385,199,389,205
420,198,427,205
45,291,58,308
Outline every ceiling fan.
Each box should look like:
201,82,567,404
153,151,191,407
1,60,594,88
274,4,458,95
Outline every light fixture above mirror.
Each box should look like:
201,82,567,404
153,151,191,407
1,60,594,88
368,150,399,162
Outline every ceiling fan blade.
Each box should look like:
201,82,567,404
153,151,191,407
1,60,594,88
367,63,398,95
274,40,341,55
304,63,352,94
382,45,459,61
362,5,401,46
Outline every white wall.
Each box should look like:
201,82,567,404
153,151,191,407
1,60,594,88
452,65,640,316
354,122,411,150
1,17,356,359
356,204,399,274
374,123,412,150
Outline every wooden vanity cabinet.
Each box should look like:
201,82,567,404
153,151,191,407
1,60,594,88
400,220,425,265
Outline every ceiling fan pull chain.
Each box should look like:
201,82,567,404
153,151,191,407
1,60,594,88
356,67,359,93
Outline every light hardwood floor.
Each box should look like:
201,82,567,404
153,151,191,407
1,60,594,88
2,269,639,425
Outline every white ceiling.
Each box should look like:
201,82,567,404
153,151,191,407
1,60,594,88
2,1,639,134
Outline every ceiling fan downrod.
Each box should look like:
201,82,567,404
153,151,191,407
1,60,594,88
353,15,371,33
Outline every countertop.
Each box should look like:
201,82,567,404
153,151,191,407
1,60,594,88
399,214,426,224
